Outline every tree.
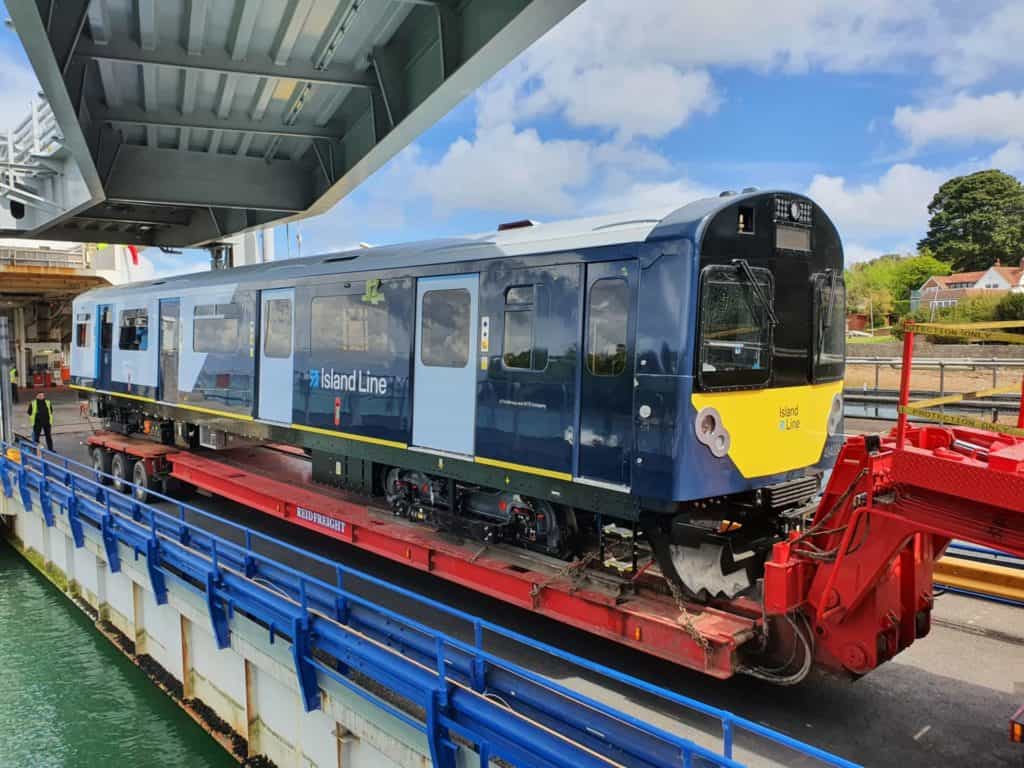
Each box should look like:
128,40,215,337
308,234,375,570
844,254,900,322
995,292,1024,321
890,250,950,303
918,170,1024,272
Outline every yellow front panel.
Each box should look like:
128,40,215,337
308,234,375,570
691,380,842,478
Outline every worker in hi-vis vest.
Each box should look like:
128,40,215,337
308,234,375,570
9,365,17,404
28,391,54,451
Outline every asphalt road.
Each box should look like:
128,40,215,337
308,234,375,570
36,410,1024,768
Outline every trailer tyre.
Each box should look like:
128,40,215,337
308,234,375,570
91,447,112,484
110,452,132,494
132,460,151,503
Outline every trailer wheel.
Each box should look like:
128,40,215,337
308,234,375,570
110,452,132,494
91,446,112,484
132,460,151,503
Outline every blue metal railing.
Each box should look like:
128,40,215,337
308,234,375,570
3,442,859,768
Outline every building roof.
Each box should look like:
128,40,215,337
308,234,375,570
923,287,1009,302
928,271,985,288
991,266,1024,284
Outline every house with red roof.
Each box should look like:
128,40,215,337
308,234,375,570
912,258,1024,314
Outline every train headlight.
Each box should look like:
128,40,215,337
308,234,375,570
695,406,730,458
827,393,843,436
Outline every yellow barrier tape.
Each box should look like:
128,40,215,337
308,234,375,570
898,404,1024,437
905,321,1024,344
909,383,1021,410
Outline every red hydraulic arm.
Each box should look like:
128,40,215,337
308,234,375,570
765,322,1024,676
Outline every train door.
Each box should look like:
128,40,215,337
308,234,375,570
158,299,180,402
257,288,294,423
578,260,638,487
412,274,478,455
97,304,113,390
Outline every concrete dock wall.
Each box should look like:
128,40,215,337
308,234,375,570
1,492,440,768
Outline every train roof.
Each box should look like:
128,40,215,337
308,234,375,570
76,190,779,301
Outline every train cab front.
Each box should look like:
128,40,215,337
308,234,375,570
652,191,846,604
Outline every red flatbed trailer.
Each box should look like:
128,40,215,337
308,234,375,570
85,430,757,677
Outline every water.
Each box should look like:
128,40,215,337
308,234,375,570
0,539,235,768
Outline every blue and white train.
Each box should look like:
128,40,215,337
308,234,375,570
71,189,846,599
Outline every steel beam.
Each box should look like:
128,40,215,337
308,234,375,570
272,0,315,65
74,39,377,89
185,0,209,55
138,0,157,51
95,106,341,140
104,145,312,212
86,0,110,45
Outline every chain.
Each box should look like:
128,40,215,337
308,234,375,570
529,551,599,606
664,573,711,653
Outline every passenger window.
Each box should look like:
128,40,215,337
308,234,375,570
421,289,470,368
75,313,91,348
118,308,149,351
311,293,389,353
263,299,292,358
194,304,241,354
503,284,548,371
586,278,628,376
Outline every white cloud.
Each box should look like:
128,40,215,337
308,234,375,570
991,142,1024,175
933,3,1024,86
842,243,887,265
411,125,593,216
587,178,715,216
893,91,1024,149
807,163,944,240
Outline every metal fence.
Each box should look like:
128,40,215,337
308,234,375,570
0,245,89,269
845,357,1024,423
847,356,1024,391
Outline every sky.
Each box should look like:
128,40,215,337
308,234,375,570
2,0,1024,277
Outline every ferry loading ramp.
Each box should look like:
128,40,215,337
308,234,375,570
1,0,582,246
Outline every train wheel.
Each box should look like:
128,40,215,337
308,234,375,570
110,452,132,494
132,460,151,503
91,447,112,484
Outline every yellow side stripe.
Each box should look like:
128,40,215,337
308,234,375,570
70,384,156,404
474,455,572,482
290,422,407,450
73,384,568,481
74,384,252,420
175,402,254,421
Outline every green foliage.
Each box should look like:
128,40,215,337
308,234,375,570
894,294,1004,341
995,291,1024,321
844,251,950,321
918,170,1024,272
844,254,900,317
891,250,950,302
